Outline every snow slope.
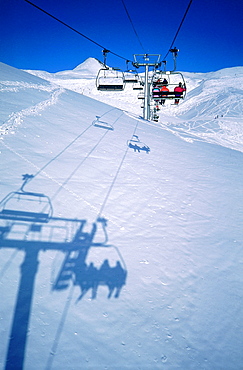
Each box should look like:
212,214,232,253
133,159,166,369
26,59,243,153
0,60,243,370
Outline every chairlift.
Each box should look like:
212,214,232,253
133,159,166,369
137,92,144,99
132,76,144,90
151,49,186,103
0,174,53,222
151,108,159,122
92,116,114,131
96,68,125,91
124,70,139,83
127,135,150,153
123,60,139,84
151,70,186,102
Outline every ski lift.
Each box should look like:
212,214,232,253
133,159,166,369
0,174,53,222
127,135,150,153
151,48,186,103
92,116,114,130
137,92,145,99
151,108,159,122
124,60,139,83
124,70,139,83
96,67,125,91
151,70,186,101
96,49,125,91
132,76,144,90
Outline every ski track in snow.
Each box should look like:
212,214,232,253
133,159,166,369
0,81,56,93
0,86,64,136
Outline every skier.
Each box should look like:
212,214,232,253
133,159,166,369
152,86,161,110
160,85,169,105
174,82,186,105
161,78,168,86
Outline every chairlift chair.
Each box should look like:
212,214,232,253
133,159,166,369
151,71,186,101
137,92,145,99
124,70,139,83
124,60,139,84
132,75,144,90
96,68,125,91
0,190,53,222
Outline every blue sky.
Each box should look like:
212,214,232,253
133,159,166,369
0,0,242,73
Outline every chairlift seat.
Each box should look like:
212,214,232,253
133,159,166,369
151,70,186,100
124,73,139,83
152,91,184,99
97,84,124,91
137,92,145,99
124,77,139,83
133,85,143,91
96,68,125,91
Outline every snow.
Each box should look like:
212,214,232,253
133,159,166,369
0,59,243,370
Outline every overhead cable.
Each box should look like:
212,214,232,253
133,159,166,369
121,0,145,52
23,0,132,63
163,0,193,61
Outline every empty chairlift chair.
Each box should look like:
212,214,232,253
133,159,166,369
124,70,139,83
96,68,125,91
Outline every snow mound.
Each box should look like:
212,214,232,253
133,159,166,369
25,58,104,80
72,57,104,73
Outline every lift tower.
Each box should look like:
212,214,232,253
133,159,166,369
133,54,161,120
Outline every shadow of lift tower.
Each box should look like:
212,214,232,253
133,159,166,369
0,203,110,370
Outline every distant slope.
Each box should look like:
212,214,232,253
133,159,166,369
24,59,243,152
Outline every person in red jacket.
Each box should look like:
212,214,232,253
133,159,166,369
160,85,169,105
174,82,186,105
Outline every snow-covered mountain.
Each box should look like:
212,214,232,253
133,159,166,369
0,60,242,370
25,58,243,152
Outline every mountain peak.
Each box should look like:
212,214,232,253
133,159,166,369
73,57,104,72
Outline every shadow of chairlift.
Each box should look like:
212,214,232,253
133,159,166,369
0,174,53,223
92,116,114,131
127,135,150,153
52,217,127,300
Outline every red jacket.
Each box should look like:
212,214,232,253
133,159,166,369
174,86,186,93
160,86,169,92
160,86,169,96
